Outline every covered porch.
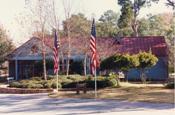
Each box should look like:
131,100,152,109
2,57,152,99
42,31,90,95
8,59,43,80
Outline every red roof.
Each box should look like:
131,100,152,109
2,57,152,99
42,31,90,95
118,36,167,57
44,36,167,58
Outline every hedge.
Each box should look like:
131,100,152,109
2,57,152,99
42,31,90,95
9,75,119,89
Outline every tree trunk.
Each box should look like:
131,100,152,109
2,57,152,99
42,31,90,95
132,12,139,37
66,34,71,76
84,53,87,76
61,51,65,73
132,15,139,37
125,71,128,82
140,69,146,84
66,55,70,76
66,21,71,76
42,27,47,80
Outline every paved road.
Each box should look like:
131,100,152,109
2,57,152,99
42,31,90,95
0,94,174,115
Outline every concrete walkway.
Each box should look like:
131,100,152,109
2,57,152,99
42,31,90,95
0,94,174,115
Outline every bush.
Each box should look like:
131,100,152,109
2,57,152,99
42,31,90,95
9,75,120,89
51,82,62,89
40,80,52,88
165,82,174,89
62,82,78,88
107,79,118,87
30,77,42,81
85,77,118,89
108,72,120,87
9,82,22,88
47,76,55,80
67,75,85,82
27,83,43,89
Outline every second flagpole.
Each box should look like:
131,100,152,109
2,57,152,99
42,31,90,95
95,67,97,98
56,70,59,91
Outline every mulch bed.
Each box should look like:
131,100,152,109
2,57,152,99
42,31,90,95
0,87,53,94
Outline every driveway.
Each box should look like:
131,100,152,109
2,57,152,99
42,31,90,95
0,94,174,115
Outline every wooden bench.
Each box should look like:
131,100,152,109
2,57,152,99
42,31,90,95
76,83,87,94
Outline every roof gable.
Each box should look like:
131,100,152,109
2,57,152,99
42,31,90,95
7,37,53,60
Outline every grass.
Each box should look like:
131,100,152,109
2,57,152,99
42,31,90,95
49,82,174,104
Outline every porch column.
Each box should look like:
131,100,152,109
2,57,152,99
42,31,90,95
88,57,91,74
15,59,18,80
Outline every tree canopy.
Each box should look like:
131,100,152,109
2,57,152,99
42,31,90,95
136,51,158,70
100,54,139,72
0,26,14,65
100,52,158,83
96,10,119,37
136,51,158,83
62,13,91,37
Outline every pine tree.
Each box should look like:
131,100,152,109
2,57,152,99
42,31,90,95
117,0,134,36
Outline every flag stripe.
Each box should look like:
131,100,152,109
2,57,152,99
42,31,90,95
53,29,59,74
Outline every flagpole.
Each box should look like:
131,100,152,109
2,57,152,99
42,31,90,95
94,67,97,98
56,70,59,91
90,14,97,98
53,28,59,93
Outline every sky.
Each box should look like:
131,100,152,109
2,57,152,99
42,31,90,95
0,0,174,47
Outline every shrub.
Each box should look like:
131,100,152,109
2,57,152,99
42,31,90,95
9,75,120,89
107,79,118,87
62,82,78,88
109,72,120,87
58,77,71,83
40,80,52,88
9,82,22,88
85,77,118,89
67,75,85,82
61,78,73,84
30,77,42,81
165,82,174,89
47,76,55,80
27,83,43,89
51,82,62,89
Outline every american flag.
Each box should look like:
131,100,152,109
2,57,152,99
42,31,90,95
90,18,97,75
53,29,59,74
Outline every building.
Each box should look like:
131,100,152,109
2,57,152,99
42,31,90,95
7,36,168,81
116,36,168,81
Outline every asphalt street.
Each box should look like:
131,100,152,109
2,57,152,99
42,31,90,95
0,94,174,115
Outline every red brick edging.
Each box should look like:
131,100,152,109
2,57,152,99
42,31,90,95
0,87,53,94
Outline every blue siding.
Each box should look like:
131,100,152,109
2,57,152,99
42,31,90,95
127,58,168,81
